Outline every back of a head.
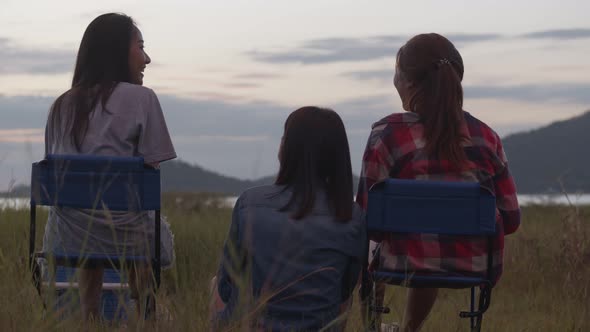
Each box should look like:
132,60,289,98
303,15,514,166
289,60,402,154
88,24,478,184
48,13,136,152
396,33,468,167
73,13,136,88
276,106,353,222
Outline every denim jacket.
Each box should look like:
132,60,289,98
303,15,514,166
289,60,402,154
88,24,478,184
216,185,366,331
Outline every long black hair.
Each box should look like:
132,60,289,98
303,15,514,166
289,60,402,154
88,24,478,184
275,106,353,222
48,13,136,150
396,33,468,167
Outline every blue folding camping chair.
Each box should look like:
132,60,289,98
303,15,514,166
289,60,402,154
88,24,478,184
28,154,162,320
361,178,497,332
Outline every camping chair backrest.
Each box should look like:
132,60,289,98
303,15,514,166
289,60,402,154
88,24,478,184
363,179,499,331
367,178,496,236
30,154,160,211
28,154,163,320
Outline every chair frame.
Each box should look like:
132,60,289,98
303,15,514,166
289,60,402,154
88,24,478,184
28,154,162,319
360,178,497,332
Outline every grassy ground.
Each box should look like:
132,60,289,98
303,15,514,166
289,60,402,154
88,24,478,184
0,194,588,331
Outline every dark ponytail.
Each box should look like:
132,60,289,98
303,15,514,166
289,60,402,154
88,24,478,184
397,33,468,167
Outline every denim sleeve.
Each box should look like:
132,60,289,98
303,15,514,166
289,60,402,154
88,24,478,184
342,212,367,301
217,196,244,313
342,257,361,302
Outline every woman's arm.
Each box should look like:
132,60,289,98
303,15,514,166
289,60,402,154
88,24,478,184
493,138,521,235
147,162,160,169
356,123,395,210
137,89,177,165
211,196,245,325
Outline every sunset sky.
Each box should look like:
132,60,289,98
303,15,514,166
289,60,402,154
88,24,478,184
1,0,589,189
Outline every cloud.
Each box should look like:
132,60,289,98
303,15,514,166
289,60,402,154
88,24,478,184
464,83,590,104
521,28,590,40
342,69,393,82
156,94,290,138
342,66,590,105
223,82,262,89
233,72,283,80
445,33,502,43
173,134,269,143
333,94,395,115
247,33,502,65
0,84,584,190
0,95,53,130
187,91,252,103
540,65,590,72
248,37,400,65
247,35,411,64
0,129,44,143
0,92,379,185
0,38,74,75
248,28,590,66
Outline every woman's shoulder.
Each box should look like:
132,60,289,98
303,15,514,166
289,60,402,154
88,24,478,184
235,184,284,208
372,112,419,129
463,111,502,145
106,83,162,115
50,89,74,108
113,82,158,101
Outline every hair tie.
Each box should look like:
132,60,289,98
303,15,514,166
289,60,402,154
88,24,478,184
436,58,451,68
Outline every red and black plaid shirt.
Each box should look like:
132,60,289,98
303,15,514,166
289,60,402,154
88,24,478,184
356,111,520,282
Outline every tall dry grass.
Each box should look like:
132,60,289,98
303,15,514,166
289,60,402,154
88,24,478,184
0,194,588,331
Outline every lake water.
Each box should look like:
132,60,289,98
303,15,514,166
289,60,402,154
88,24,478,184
0,196,241,210
2,194,589,211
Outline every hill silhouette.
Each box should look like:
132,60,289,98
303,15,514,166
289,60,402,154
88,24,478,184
161,159,360,195
2,111,588,196
502,110,590,193
160,159,274,195
159,110,590,194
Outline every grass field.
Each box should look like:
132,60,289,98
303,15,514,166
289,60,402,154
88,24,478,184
0,194,588,331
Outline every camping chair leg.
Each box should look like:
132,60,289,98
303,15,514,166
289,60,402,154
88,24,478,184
475,287,491,332
361,238,372,331
154,209,161,289
29,203,42,296
147,209,162,319
360,281,393,332
472,289,485,332
461,285,492,332
29,203,36,270
361,240,378,332
361,277,383,332
470,287,475,330
464,286,490,332
365,279,377,331
361,244,390,332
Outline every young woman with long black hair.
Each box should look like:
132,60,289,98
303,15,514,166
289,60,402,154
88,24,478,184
43,13,176,320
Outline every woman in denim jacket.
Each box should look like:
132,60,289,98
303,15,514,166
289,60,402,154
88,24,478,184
211,106,366,331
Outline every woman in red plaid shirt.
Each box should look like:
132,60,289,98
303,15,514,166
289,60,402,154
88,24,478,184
356,33,521,331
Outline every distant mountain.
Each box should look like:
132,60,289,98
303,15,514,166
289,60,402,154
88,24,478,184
502,110,590,193
160,159,274,195
162,109,590,195
0,184,29,198
161,159,360,195
0,161,277,197
3,111,588,196
0,160,359,197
